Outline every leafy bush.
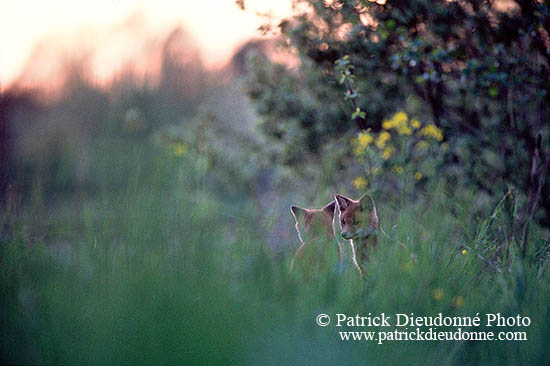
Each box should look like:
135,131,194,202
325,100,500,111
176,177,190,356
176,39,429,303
349,109,446,194
245,0,550,249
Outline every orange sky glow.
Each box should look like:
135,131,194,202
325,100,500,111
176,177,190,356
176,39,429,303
0,0,294,90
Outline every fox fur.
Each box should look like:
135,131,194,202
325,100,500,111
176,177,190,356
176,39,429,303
289,201,343,275
334,193,379,277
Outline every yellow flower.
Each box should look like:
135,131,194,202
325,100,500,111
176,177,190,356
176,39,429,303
411,118,421,129
381,146,395,160
383,111,409,132
382,119,393,130
432,288,444,301
453,296,464,308
392,111,408,125
353,177,368,190
420,124,444,141
357,132,374,148
352,133,374,156
397,125,412,136
171,142,188,156
381,110,413,136
415,171,423,180
392,165,404,174
461,249,468,256
376,131,391,148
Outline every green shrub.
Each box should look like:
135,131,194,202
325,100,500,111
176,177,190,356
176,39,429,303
245,0,550,246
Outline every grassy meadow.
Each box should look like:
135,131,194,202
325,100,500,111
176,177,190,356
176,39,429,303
1,122,549,365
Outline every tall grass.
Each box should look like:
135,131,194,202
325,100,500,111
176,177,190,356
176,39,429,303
1,137,549,365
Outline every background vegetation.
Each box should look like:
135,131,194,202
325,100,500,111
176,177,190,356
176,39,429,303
1,1,549,364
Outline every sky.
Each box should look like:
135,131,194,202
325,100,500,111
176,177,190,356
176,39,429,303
0,0,293,88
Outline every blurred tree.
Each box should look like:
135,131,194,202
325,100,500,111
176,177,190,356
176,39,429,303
0,91,40,203
245,0,550,246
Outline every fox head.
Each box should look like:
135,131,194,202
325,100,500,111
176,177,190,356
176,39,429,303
290,201,336,245
334,193,379,242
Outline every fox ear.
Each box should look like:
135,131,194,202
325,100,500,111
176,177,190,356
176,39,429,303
334,194,353,211
322,201,336,218
290,205,308,224
358,193,379,228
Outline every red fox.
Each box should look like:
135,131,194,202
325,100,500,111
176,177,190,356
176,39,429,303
334,193,379,277
289,201,343,275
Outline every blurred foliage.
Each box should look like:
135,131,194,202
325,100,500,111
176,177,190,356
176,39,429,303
245,0,550,234
0,27,209,205
1,144,550,364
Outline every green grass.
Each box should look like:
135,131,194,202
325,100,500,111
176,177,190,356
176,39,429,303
1,138,549,365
